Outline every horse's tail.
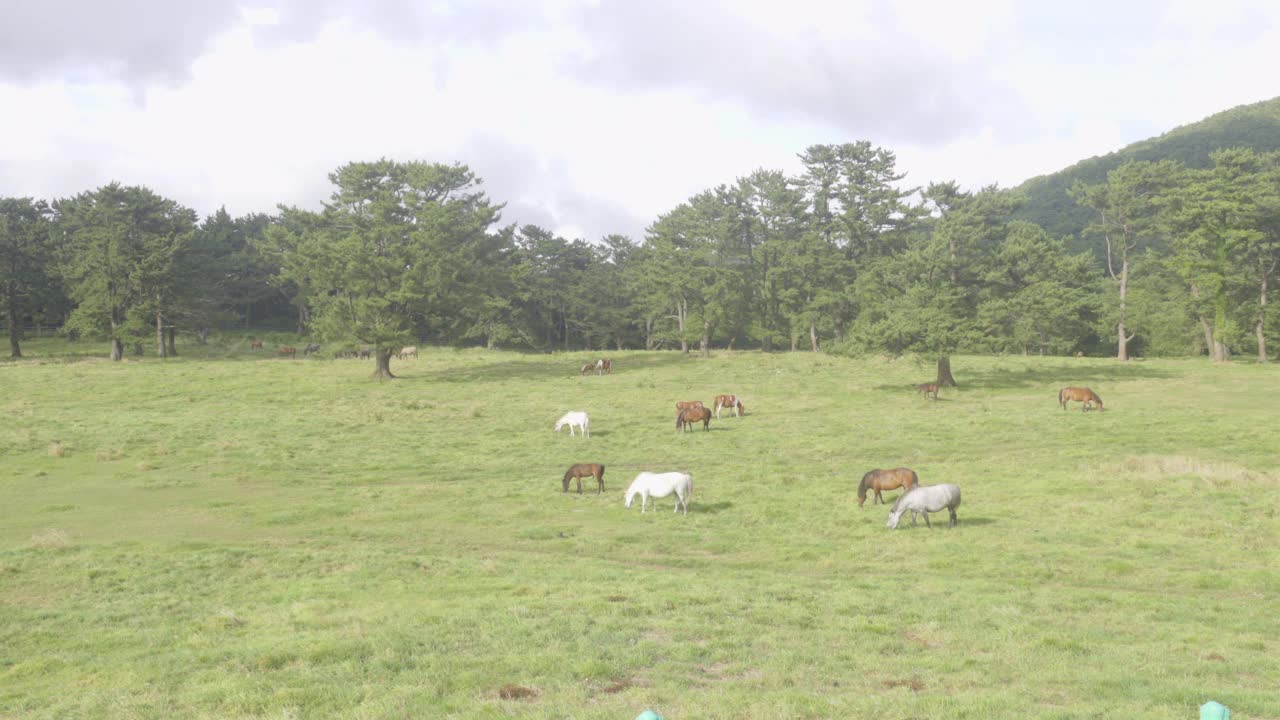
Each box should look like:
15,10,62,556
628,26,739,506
1058,387,1066,405
908,469,919,489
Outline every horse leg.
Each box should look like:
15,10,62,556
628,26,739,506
576,477,583,494
949,507,957,527
923,512,932,529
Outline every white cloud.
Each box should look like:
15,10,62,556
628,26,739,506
1,1,1278,240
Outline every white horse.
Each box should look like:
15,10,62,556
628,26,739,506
624,471,693,514
886,484,961,529
554,411,590,438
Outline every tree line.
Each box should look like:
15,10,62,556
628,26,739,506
3,142,1279,379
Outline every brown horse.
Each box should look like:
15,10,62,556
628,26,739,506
858,467,919,507
562,463,605,494
713,394,744,418
596,358,612,375
1059,386,1104,412
915,382,939,400
249,338,264,350
580,363,594,376
676,406,712,432
675,400,705,413
278,346,297,358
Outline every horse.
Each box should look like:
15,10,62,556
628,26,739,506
249,338,264,350
1059,386,1104,412
399,346,418,360
580,363,594,376
857,467,919,507
886,484,961,529
562,463,605,494
713,394,744,418
278,346,297,358
676,406,712,432
555,411,590,438
625,471,693,514
359,348,372,359
596,358,612,375
675,400,704,414
1075,351,1084,358
915,382,939,400
303,343,321,356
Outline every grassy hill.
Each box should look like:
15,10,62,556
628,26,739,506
2,340,1278,718
1013,96,1280,256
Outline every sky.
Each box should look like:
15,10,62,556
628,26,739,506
2,0,1280,241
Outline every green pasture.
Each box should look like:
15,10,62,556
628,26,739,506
2,339,1278,719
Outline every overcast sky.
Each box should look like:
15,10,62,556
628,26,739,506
2,0,1279,240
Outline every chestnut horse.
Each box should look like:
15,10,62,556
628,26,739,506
278,346,297,358
915,382,939,400
596,358,612,375
562,463,605,494
858,467,919,507
1059,386,1104,412
580,363,594,376
713,394,744,418
676,406,712,432
249,338,264,350
675,400,704,413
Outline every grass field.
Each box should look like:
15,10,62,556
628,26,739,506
2,339,1278,719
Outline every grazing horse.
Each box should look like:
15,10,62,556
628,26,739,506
915,382,939,400
555,411,590,438
562,463,605,494
596,358,612,375
1059,386,1104,412
625,471,693,514
278,346,297,358
359,348,372,359
886,484,961,529
857,467,919,507
675,400,704,415
249,338,264,350
676,406,712,432
303,343,321,356
713,394,744,418
399,346,418,360
580,363,594,376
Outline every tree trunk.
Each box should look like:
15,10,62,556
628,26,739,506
937,355,957,387
133,341,144,356
1198,315,1216,359
700,320,710,358
809,323,819,352
1117,258,1130,361
156,311,167,358
1258,271,1269,363
7,295,20,358
371,347,396,380
677,300,688,354
197,327,209,345
727,336,737,351
1214,340,1230,363
167,327,177,357
111,337,124,361
644,318,655,351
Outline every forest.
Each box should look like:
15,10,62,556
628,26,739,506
4,131,1280,378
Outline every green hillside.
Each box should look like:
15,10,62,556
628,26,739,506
1013,96,1280,255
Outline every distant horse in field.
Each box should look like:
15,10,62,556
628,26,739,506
1075,351,1084,358
249,338,264,350
886,484,961,529
596,358,612,375
303,343,321,356
580,363,594,376
858,467,919,507
1059,386,1103,412
555,411,590,438
278,346,297,358
399,346,418,360
915,382,939,400
676,406,712,432
359,348,372,359
713,394,744,418
625,471,693,514
562,463,605,494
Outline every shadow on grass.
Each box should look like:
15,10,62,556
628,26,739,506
876,362,1175,393
696,501,733,514
417,352,694,384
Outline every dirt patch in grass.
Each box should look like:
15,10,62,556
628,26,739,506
605,595,628,602
497,684,538,701
601,678,633,694
884,678,925,692
1204,652,1227,662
